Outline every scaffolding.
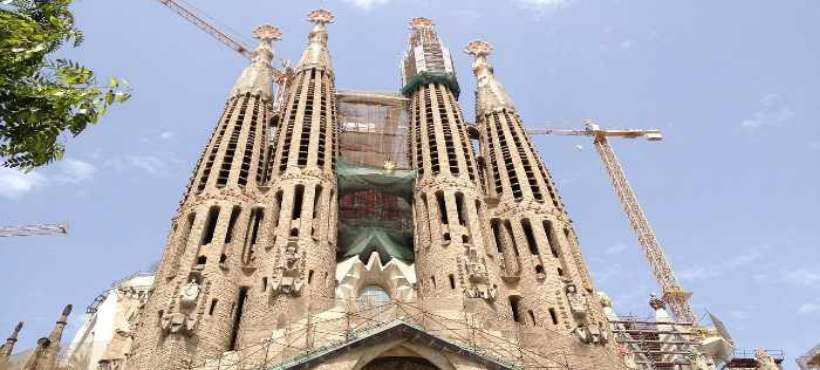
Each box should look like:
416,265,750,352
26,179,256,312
336,91,416,264
608,316,701,369
183,294,626,370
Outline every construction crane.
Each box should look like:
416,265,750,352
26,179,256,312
527,119,697,324
153,0,291,98
0,224,68,237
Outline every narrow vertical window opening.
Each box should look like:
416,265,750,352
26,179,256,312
509,296,522,323
448,274,456,290
229,288,248,350
209,299,218,315
224,206,241,243
522,219,539,255
292,185,305,220
435,191,448,224
549,308,559,325
455,192,467,226
201,206,220,245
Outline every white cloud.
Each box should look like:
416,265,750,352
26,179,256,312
341,0,390,10
127,155,167,175
159,131,174,140
782,269,820,287
516,0,571,15
53,159,97,184
679,246,767,281
0,159,95,199
620,39,634,49
740,94,795,129
0,167,45,199
798,302,820,315
604,242,629,255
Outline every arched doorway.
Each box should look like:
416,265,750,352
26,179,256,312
362,356,440,370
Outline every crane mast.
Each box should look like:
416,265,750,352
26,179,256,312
527,121,696,323
591,134,696,323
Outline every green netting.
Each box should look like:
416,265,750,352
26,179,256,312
336,160,417,200
339,224,414,264
400,71,461,98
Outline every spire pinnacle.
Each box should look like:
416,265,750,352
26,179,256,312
307,9,335,25
409,17,434,30
253,24,282,43
298,9,334,71
465,39,514,115
231,24,280,99
0,322,23,360
464,39,492,57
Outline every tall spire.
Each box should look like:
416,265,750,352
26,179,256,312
400,17,457,95
47,304,72,344
464,40,515,116
230,24,282,100
0,322,23,361
22,305,72,370
297,9,334,70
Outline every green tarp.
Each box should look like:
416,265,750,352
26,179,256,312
336,160,417,263
400,71,461,98
336,160,417,200
339,225,414,264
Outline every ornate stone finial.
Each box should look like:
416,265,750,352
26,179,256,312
253,24,282,43
60,305,72,320
307,9,335,25
597,292,613,308
649,293,665,310
409,17,434,29
11,322,23,338
464,40,493,57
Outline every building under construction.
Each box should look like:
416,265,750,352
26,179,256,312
0,6,783,370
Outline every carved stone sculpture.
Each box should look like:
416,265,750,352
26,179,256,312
271,241,306,297
457,246,497,301
565,283,589,321
179,278,201,308
755,348,779,370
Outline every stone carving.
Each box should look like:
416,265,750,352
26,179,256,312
755,348,779,370
457,246,497,301
160,311,197,335
160,279,208,336
565,283,589,321
271,241,306,297
179,278,201,308
572,322,608,345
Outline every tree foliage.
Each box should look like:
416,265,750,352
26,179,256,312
0,0,130,169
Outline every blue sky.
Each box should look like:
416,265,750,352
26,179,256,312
1,0,818,367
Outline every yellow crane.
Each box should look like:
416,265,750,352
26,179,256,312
0,224,68,238
527,119,696,323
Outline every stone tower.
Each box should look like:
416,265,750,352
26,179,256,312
128,23,281,370
237,8,339,348
0,322,22,365
401,18,503,317
466,39,608,341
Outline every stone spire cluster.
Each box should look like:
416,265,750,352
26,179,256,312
12,10,636,370
126,10,340,369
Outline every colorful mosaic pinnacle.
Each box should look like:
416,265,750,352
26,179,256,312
464,39,493,57
409,16,434,29
252,24,282,42
307,8,334,25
